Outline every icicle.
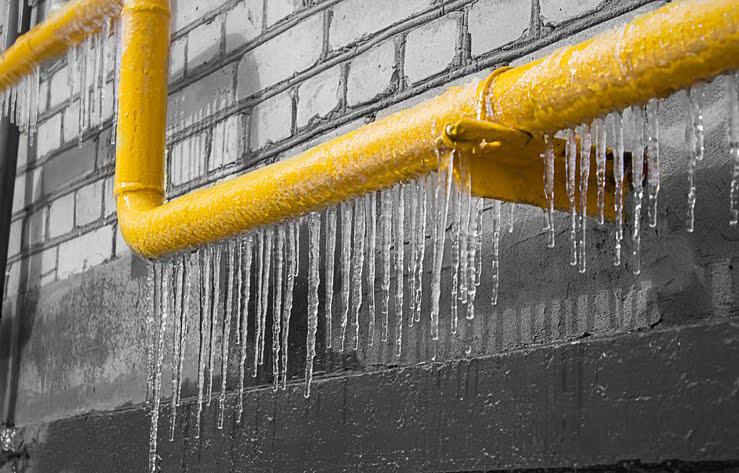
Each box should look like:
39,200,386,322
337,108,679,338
29,67,39,136
351,197,365,350
490,200,502,306
304,212,321,398
99,19,111,129
324,206,337,349
176,255,191,407
450,182,462,334
207,245,222,406
111,21,121,145
578,124,592,274
195,247,212,438
593,118,607,225
237,234,253,421
380,188,392,342
281,223,296,390
168,258,184,442
234,236,243,347
394,185,405,356
507,203,515,234
79,40,90,145
272,225,285,392
565,129,578,267
430,148,455,341
217,242,235,429
258,229,273,366
613,112,625,266
544,135,556,248
644,100,661,229
466,196,481,321
149,262,169,473
685,84,705,232
252,234,263,376
458,157,471,305
474,197,484,287
365,193,377,345
90,32,101,128
408,182,418,324
145,263,157,405
413,176,428,324
728,72,739,226
339,201,353,351
630,106,645,275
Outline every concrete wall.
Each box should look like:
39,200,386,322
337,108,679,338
1,0,737,470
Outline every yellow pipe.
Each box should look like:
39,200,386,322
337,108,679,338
0,0,122,90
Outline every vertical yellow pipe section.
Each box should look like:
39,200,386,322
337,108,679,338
487,0,739,133
114,0,169,252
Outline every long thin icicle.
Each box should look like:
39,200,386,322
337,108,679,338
281,223,296,390
646,99,661,228
380,189,392,342
408,182,418,324
168,258,184,442
149,262,169,473
237,234,253,422
272,226,285,392
451,182,461,333
594,118,607,225
253,230,265,377
304,212,321,398
466,196,482,320
196,248,212,438
578,124,592,274
414,177,428,324
630,106,645,275
458,157,471,305
565,129,578,267
394,185,405,356
685,84,705,232
259,228,273,366
613,112,625,266
430,148,455,341
339,201,353,351
324,207,337,349
352,198,366,350
207,245,222,406
544,135,556,248
490,200,502,306
145,263,157,406
177,256,191,408
365,193,377,345
729,72,739,226
218,242,235,429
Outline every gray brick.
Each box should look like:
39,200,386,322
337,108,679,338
172,0,228,31
115,224,130,258
16,133,28,170
25,246,57,290
57,225,114,280
75,180,104,227
250,92,292,151
265,0,300,26
329,0,430,50
346,38,396,107
25,207,47,246
237,14,323,99
468,0,531,57
225,0,263,53
13,168,43,214
5,262,19,298
42,139,96,195
296,66,342,129
170,37,187,80
209,113,244,170
97,128,115,168
38,79,49,114
63,99,80,144
7,219,22,258
171,65,234,118
49,193,75,239
49,65,71,109
404,15,459,85
187,14,224,71
540,0,602,25
104,176,116,218
36,112,63,158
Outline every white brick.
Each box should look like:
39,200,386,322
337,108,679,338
26,247,58,290
26,207,46,246
250,92,292,151
38,79,49,114
540,0,602,25
296,66,342,128
104,176,116,217
8,219,22,258
346,39,396,107
49,193,75,239
237,14,323,99
5,262,20,299
187,15,224,71
170,37,187,80
58,225,114,279
115,225,130,257
171,66,234,118
225,0,263,53
468,0,531,57
63,100,80,143
209,114,244,170
12,168,42,214
36,113,63,158
329,0,429,50
169,132,208,187
102,80,114,123
49,65,71,109
266,0,300,26
16,133,28,170
404,15,458,84
75,180,103,226
172,0,228,31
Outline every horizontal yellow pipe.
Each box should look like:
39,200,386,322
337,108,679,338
0,0,122,90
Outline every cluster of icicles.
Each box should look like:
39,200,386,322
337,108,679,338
0,15,121,146
144,73,739,472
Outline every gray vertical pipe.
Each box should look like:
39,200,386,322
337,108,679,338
0,0,31,426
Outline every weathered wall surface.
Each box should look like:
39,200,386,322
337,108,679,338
1,0,737,471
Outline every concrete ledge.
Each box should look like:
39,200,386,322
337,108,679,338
8,318,739,472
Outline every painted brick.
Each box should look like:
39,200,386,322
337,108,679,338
63,100,80,144
38,79,49,114
468,0,531,57
104,176,116,217
8,219,22,258
296,66,342,129
58,225,114,280
265,0,300,26
539,0,602,25
225,0,263,53
102,81,114,123
170,37,187,80
12,168,43,214
209,114,244,170
17,133,28,170
329,0,429,50
404,15,459,85
26,246,58,290
237,14,323,99
169,131,208,187
49,65,71,109
42,139,96,195
36,112,63,158
25,207,47,246
187,14,224,71
172,0,228,31
250,92,292,151
75,180,103,227
5,262,19,299
97,128,115,168
115,224,130,257
49,193,75,239
346,39,396,107
171,65,234,118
